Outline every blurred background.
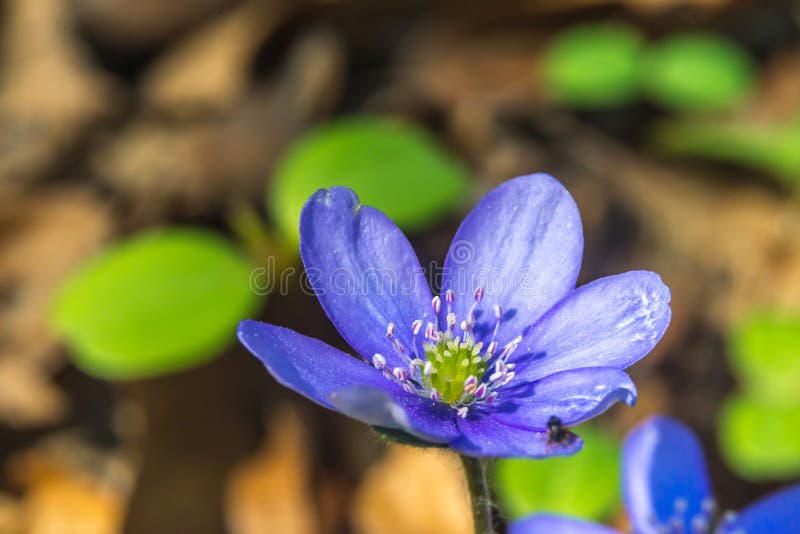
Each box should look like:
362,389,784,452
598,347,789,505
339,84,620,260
1,0,799,532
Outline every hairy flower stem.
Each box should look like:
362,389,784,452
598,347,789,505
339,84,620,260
460,455,503,534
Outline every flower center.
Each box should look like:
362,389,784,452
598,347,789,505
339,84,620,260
370,287,523,418
420,334,487,404
649,497,742,534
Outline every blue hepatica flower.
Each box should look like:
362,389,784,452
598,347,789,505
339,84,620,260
238,173,672,457
511,416,800,533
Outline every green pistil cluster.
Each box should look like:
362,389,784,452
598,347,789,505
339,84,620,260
422,335,488,404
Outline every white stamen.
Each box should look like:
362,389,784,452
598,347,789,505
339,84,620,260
430,388,440,402
464,376,478,395
447,312,457,333
457,406,468,418
411,320,423,335
489,371,505,383
372,354,386,370
473,287,484,302
690,516,708,534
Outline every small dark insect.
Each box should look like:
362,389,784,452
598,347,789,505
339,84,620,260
547,415,578,446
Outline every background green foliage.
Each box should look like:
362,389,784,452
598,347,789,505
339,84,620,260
270,116,469,244
51,228,260,380
494,427,621,521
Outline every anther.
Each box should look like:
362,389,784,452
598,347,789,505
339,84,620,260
700,498,716,517
430,389,440,401
674,498,688,515
425,322,438,341
411,320,423,336
690,515,708,534
392,367,408,382
719,511,738,527
386,323,396,339
485,392,498,404
446,289,456,305
475,383,487,398
372,354,386,370
457,406,468,418
464,376,478,395
409,359,424,373
423,361,433,376
431,296,441,314
473,287,484,302
489,370,505,383
447,312,457,333
500,336,523,359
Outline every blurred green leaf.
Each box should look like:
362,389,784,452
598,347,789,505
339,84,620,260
728,312,800,405
269,116,469,244
652,117,800,185
542,23,644,108
642,33,754,111
494,426,621,521
51,228,260,380
719,394,800,481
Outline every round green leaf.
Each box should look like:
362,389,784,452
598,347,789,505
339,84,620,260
719,394,800,481
269,116,469,244
51,228,260,380
493,426,621,521
542,23,644,108
642,33,754,111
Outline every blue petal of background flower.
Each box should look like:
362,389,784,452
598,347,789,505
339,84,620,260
512,415,800,533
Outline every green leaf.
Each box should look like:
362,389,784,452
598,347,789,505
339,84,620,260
542,23,644,108
651,116,800,185
728,312,800,405
51,228,260,380
718,394,800,481
269,116,469,244
493,426,621,521
642,33,754,111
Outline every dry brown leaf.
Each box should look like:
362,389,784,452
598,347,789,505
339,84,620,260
74,0,235,49
226,410,318,534
0,0,118,187
750,47,800,122
535,111,800,328
352,446,472,534
398,26,544,113
142,0,293,115
0,493,22,534
95,27,343,221
6,434,133,534
0,189,112,426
